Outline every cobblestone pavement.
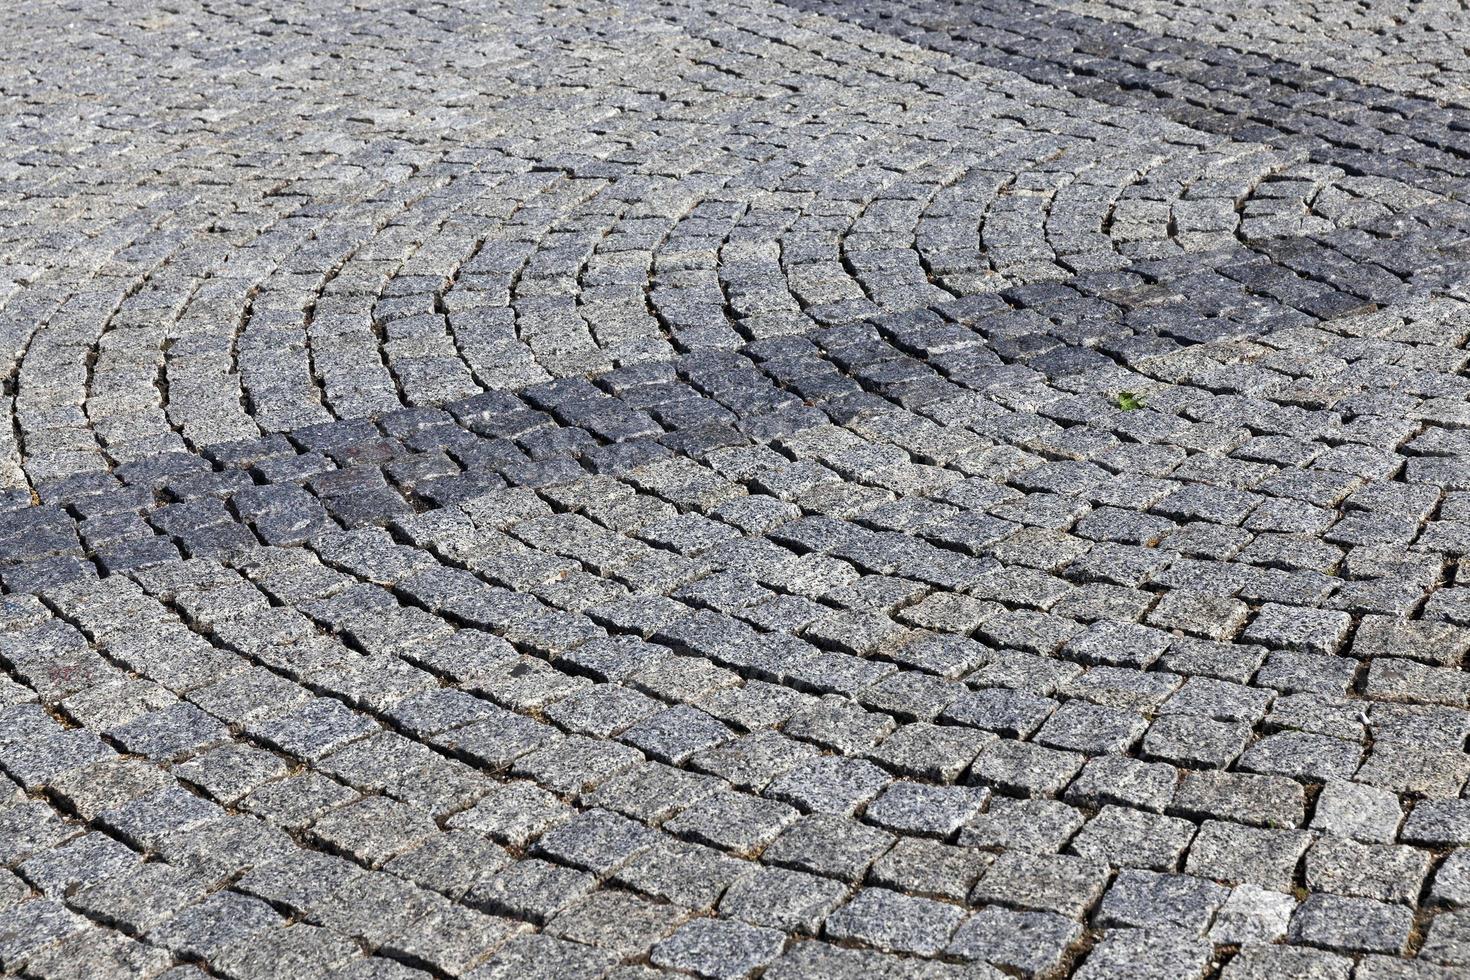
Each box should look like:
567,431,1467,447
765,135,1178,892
3,0,1470,977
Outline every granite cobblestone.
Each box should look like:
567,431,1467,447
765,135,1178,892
1,0,1469,976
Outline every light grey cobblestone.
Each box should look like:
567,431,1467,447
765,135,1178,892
0,0,1466,974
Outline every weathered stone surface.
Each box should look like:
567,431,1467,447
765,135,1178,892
0,0,1467,974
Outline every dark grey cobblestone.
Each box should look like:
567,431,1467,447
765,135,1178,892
1,0,1469,976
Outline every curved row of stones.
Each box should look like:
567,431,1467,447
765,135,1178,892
3,0,1470,978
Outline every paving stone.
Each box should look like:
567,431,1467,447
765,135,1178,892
866,722,994,782
446,780,572,848
463,859,597,927
959,797,1084,854
17,831,137,898
1357,741,1470,799
1171,769,1306,829
1068,805,1196,871
865,782,988,838
824,887,966,956
868,837,991,902
1238,731,1364,783
1143,714,1252,768
1309,780,1403,843
1304,836,1430,905
236,851,365,916
1147,590,1250,640
240,772,360,833
1209,883,1297,946
970,739,1085,797
162,816,295,882
1033,701,1147,755
383,903,519,975
1220,945,1352,980
621,705,734,765
467,933,617,980
763,755,891,815
98,785,223,851
1185,819,1313,891
16,926,175,980
70,862,209,933
1289,893,1414,955
718,865,848,935
665,789,799,857
612,838,755,912
586,761,722,826
210,924,363,980
147,890,284,960
1431,851,1470,909
946,904,1080,976
383,831,512,901
310,796,438,869
764,939,1003,980
970,851,1108,919
1064,754,1178,813
0,802,80,871
545,889,686,957
1403,800,1470,847
687,731,817,793
0,898,88,969
1074,927,1211,980
761,813,894,881
7,1,1470,970
532,807,658,876
248,698,379,762
1096,869,1229,936
650,918,786,979
941,687,1057,738
1352,955,1464,980
543,684,661,739
510,734,644,797
309,870,441,946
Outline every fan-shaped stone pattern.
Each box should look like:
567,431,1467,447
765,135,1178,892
2,1,1470,978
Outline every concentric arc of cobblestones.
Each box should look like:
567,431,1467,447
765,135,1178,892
3,0,1470,978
